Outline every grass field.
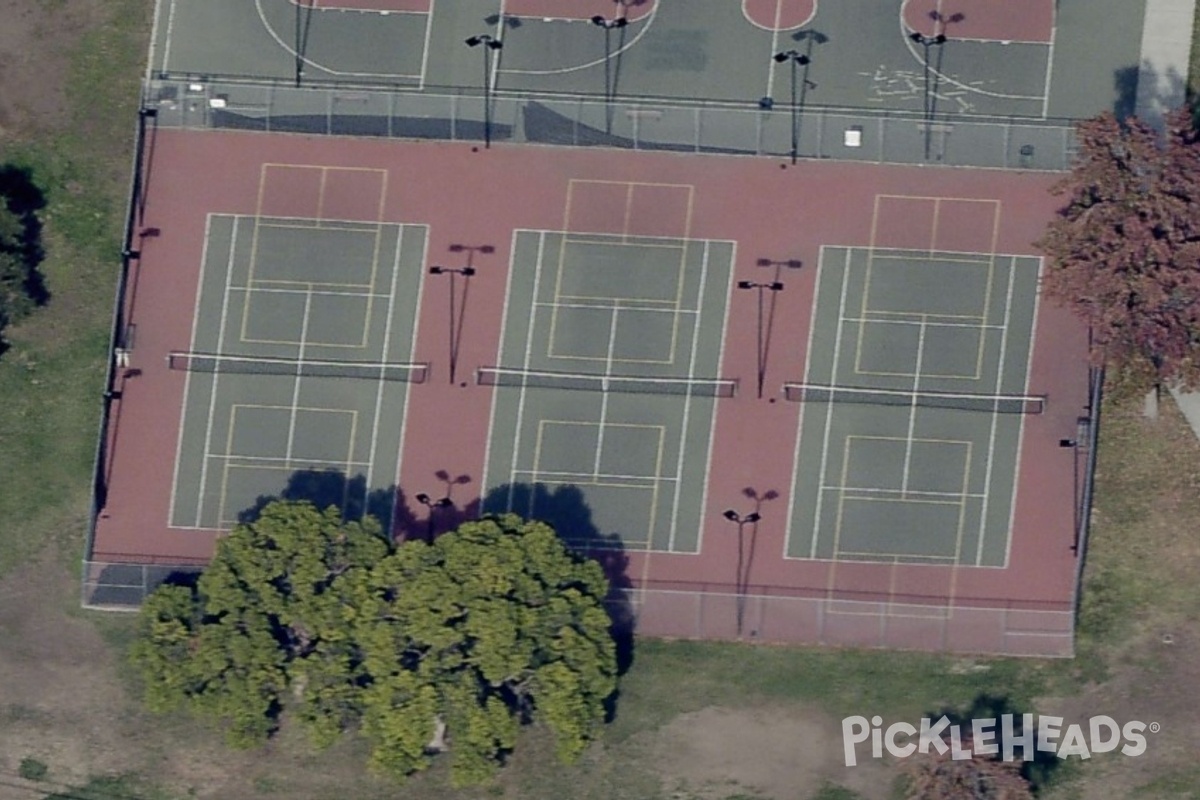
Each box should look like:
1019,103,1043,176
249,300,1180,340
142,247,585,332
0,2,1199,799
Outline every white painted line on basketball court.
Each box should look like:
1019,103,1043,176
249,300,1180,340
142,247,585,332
161,0,178,75
1041,1,1057,118
497,3,660,77
194,216,240,528
418,0,435,90
167,213,214,527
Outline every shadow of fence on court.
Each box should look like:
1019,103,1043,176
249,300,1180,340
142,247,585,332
143,78,1080,171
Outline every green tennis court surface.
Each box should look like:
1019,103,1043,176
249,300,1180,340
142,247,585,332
482,230,735,552
787,246,1042,566
169,214,427,530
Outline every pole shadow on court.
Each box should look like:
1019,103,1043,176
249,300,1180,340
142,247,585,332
294,0,318,87
482,481,636,707
746,257,802,399
429,243,494,386
723,487,780,637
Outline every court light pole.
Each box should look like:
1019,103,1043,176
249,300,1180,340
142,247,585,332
909,31,946,160
772,50,810,165
737,280,785,399
591,15,628,134
415,492,452,543
723,509,761,636
465,35,504,148
429,265,476,384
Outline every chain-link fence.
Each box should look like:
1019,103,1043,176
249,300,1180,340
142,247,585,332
82,560,205,609
631,587,1075,657
144,79,1077,171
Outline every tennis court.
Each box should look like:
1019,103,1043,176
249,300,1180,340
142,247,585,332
785,240,1042,567
167,164,428,531
480,181,735,552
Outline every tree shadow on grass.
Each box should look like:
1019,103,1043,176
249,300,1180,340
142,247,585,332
0,163,49,356
482,482,636,719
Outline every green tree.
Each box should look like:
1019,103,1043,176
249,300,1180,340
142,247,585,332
1036,108,1200,390
129,502,618,785
354,515,618,785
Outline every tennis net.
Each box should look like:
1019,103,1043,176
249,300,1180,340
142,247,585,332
782,382,1044,413
168,351,428,383
477,366,737,398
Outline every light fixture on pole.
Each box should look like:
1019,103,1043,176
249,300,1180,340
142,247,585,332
415,492,453,543
465,34,504,148
736,280,785,399
591,15,628,134
428,265,477,384
909,30,947,160
772,50,810,165
723,508,762,637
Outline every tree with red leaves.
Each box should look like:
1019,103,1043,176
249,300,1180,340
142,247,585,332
1036,108,1200,390
904,737,1034,800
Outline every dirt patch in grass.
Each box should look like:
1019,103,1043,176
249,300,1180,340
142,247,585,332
650,705,894,800
0,0,107,138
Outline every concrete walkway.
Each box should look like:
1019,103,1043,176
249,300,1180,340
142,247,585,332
1134,0,1200,434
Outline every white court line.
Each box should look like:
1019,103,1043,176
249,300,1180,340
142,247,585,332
147,0,166,82
667,240,711,552
592,306,621,477
230,284,391,299
534,300,699,315
974,257,1017,566
212,453,372,468
765,0,784,99
167,214,214,527
505,231,548,516
896,4,1048,102
363,225,405,518
843,315,1005,331
480,229,523,514
283,289,315,461
693,240,733,557
824,484,987,500
513,468,675,483
418,0,435,91
1041,1,1057,118
161,0,178,75
496,3,661,77
253,0,425,80
807,248,853,559
899,316,928,494
1004,257,1042,569
390,226,429,527
193,217,240,528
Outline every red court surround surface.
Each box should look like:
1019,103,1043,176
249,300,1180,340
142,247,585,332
902,0,1054,43
95,130,1087,654
742,0,817,31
